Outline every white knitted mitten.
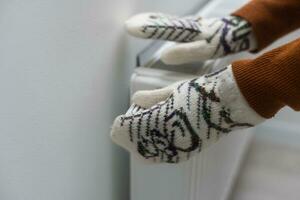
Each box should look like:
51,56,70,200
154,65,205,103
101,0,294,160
111,66,265,163
125,13,257,65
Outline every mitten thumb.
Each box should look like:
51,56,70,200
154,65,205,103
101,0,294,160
131,82,183,108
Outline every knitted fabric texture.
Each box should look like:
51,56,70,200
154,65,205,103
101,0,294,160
111,65,264,164
125,13,257,65
232,0,300,51
232,38,300,118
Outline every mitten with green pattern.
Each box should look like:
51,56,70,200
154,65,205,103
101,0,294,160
111,65,265,163
125,13,257,65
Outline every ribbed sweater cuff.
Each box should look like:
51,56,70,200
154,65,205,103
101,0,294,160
231,38,300,119
232,60,284,118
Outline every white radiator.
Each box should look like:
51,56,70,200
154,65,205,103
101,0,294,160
130,64,254,200
129,0,256,199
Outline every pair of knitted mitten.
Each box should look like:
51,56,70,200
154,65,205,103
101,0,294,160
125,13,257,65
111,65,265,163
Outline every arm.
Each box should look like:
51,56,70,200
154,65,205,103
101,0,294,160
232,37,300,118
232,0,300,51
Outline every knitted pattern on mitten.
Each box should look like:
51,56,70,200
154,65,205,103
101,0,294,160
111,65,265,163
125,13,257,64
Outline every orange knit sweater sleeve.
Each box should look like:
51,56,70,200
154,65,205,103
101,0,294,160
232,0,300,51
232,38,300,118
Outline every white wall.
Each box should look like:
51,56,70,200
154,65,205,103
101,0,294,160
0,0,201,199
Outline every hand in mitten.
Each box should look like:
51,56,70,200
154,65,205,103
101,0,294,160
125,13,257,65
111,65,265,163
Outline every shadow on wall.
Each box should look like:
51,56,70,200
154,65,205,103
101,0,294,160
109,34,132,200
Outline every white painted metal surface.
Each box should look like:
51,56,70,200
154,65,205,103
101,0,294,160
130,62,254,200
